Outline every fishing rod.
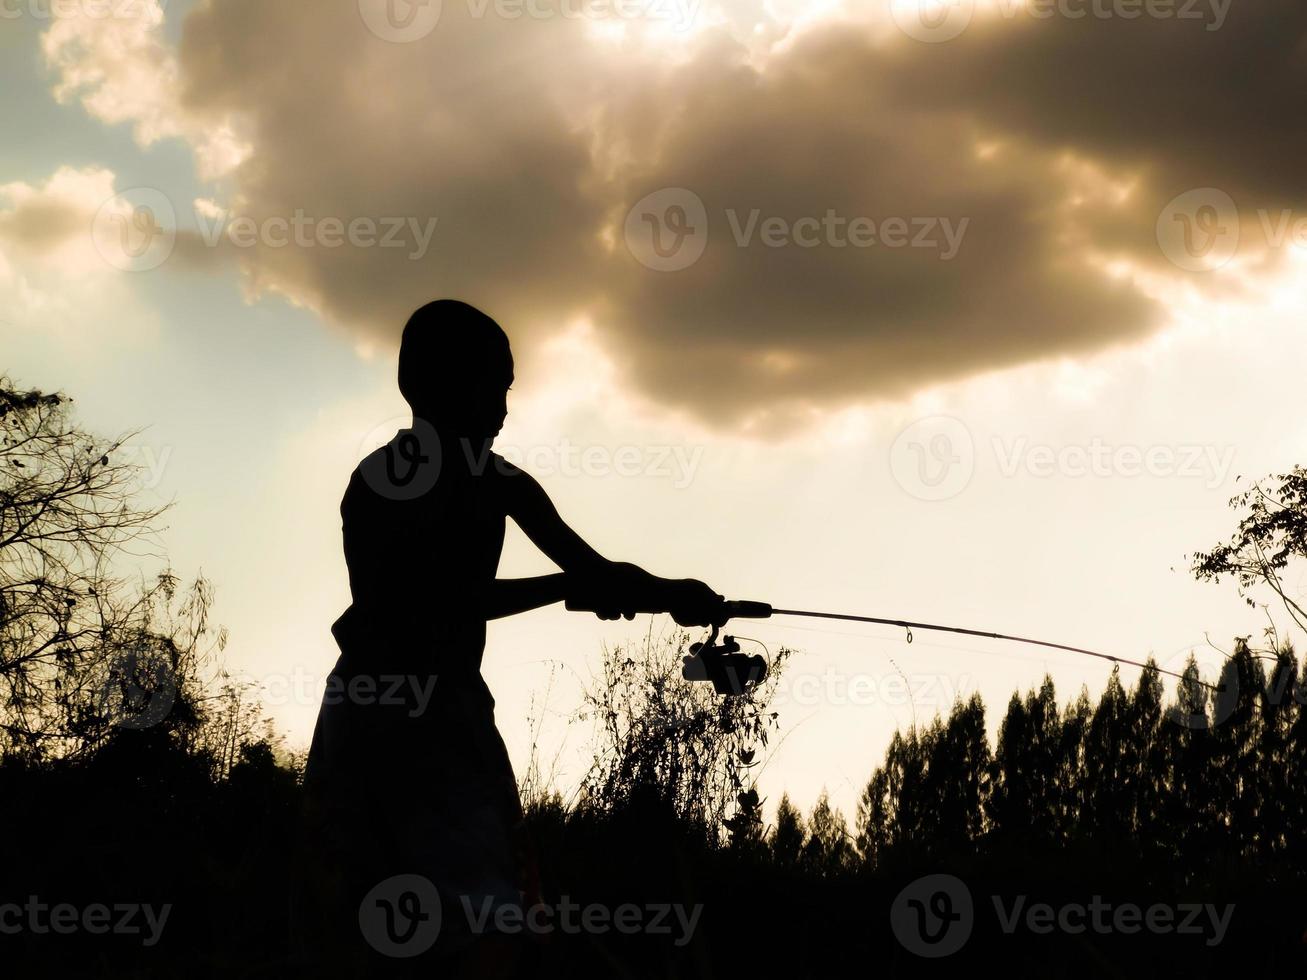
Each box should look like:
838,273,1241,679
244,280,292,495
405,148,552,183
679,600,1221,696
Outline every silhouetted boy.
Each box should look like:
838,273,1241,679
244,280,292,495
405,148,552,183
300,300,722,975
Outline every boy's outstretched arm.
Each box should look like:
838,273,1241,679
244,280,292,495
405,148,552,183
485,465,723,625
480,573,569,621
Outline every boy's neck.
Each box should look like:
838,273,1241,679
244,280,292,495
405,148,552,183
436,429,495,474
396,418,495,475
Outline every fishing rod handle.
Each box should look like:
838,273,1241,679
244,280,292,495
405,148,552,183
722,600,773,620
563,597,773,621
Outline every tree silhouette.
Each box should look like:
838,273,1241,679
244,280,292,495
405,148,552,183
1,378,162,755
0,378,268,769
1191,466,1307,633
770,791,806,868
800,790,854,876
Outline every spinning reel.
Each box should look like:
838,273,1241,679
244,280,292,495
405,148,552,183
681,622,769,697
564,591,776,697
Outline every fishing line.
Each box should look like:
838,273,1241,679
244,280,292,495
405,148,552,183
750,617,1068,668
766,606,1216,688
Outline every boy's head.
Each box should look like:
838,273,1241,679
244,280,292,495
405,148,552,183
398,300,513,439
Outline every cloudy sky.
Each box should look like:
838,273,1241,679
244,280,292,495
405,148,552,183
4,0,1307,817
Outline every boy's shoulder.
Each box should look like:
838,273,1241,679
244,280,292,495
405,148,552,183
339,441,532,508
484,450,525,479
344,430,445,508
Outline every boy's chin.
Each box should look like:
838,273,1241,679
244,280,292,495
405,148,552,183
450,432,496,448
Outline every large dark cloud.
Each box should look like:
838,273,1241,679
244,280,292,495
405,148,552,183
177,0,611,331
156,0,1305,428
872,2,1307,208
591,27,1158,426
